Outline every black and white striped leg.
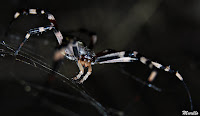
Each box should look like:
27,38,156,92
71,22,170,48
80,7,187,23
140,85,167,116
11,8,63,45
95,50,137,64
132,51,184,81
14,26,55,55
128,51,193,111
13,9,57,28
95,50,183,81
95,50,193,111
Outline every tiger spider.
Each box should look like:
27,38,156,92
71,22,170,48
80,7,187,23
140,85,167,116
7,9,193,110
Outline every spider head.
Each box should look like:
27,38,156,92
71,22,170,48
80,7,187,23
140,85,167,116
79,49,96,64
77,41,96,62
54,39,96,64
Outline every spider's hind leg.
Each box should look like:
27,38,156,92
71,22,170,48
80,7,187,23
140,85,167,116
95,50,183,82
132,51,183,81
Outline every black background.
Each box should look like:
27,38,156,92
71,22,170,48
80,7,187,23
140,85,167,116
0,0,199,116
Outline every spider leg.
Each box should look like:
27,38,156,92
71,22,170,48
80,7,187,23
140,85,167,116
67,28,97,49
9,8,63,45
73,60,85,80
95,50,193,110
94,50,183,82
95,51,137,64
53,47,67,61
77,29,97,49
88,33,97,49
133,51,183,81
47,47,67,82
13,9,57,29
96,50,193,111
14,25,55,55
79,62,92,84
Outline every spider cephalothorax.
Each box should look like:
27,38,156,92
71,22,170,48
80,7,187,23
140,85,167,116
7,8,193,110
53,37,96,83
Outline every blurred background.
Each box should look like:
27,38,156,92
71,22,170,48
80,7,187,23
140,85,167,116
0,0,199,116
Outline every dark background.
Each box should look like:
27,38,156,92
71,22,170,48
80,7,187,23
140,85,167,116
0,0,199,116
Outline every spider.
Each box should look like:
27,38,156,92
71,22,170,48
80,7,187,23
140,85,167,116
9,8,184,84
7,9,193,111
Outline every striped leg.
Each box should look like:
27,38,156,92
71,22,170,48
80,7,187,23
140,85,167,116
95,50,193,111
95,50,137,64
11,8,63,45
95,50,183,82
14,26,55,55
132,51,183,81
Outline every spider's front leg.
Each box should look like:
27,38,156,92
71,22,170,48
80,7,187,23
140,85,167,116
14,26,55,55
73,58,93,84
8,8,64,55
79,62,92,84
73,60,84,80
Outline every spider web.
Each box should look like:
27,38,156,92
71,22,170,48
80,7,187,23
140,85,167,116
0,41,113,116
0,39,164,116
0,40,193,115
